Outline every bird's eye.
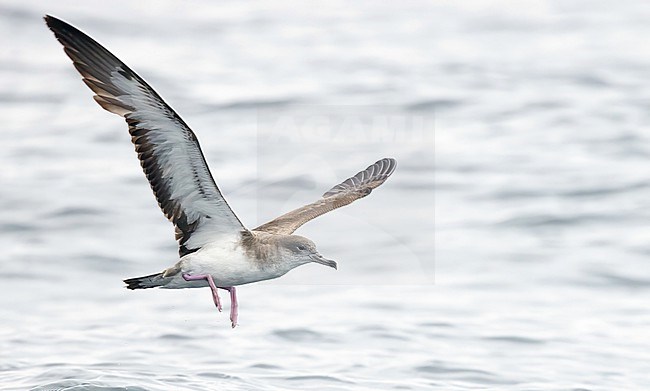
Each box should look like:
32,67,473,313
297,245,306,251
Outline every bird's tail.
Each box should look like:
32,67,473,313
124,272,169,290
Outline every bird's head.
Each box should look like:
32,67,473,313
277,235,337,270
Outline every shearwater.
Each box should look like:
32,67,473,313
45,15,396,328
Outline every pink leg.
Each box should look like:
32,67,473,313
182,273,222,312
226,287,238,328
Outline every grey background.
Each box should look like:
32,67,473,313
1,0,649,389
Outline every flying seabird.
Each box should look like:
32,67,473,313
45,15,397,328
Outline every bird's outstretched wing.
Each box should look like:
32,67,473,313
45,15,245,257
254,158,396,235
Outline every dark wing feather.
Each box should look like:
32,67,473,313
254,158,396,235
45,15,245,256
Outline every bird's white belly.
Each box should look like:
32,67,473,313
163,241,284,288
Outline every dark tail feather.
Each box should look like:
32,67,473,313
124,272,167,290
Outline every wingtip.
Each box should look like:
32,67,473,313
321,157,398,198
382,157,397,175
43,14,67,35
379,156,397,167
43,14,58,28
372,157,397,178
44,15,78,36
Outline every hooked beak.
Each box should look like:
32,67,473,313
310,253,338,270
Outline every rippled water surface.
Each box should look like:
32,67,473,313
2,1,650,390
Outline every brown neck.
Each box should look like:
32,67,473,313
241,230,283,267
